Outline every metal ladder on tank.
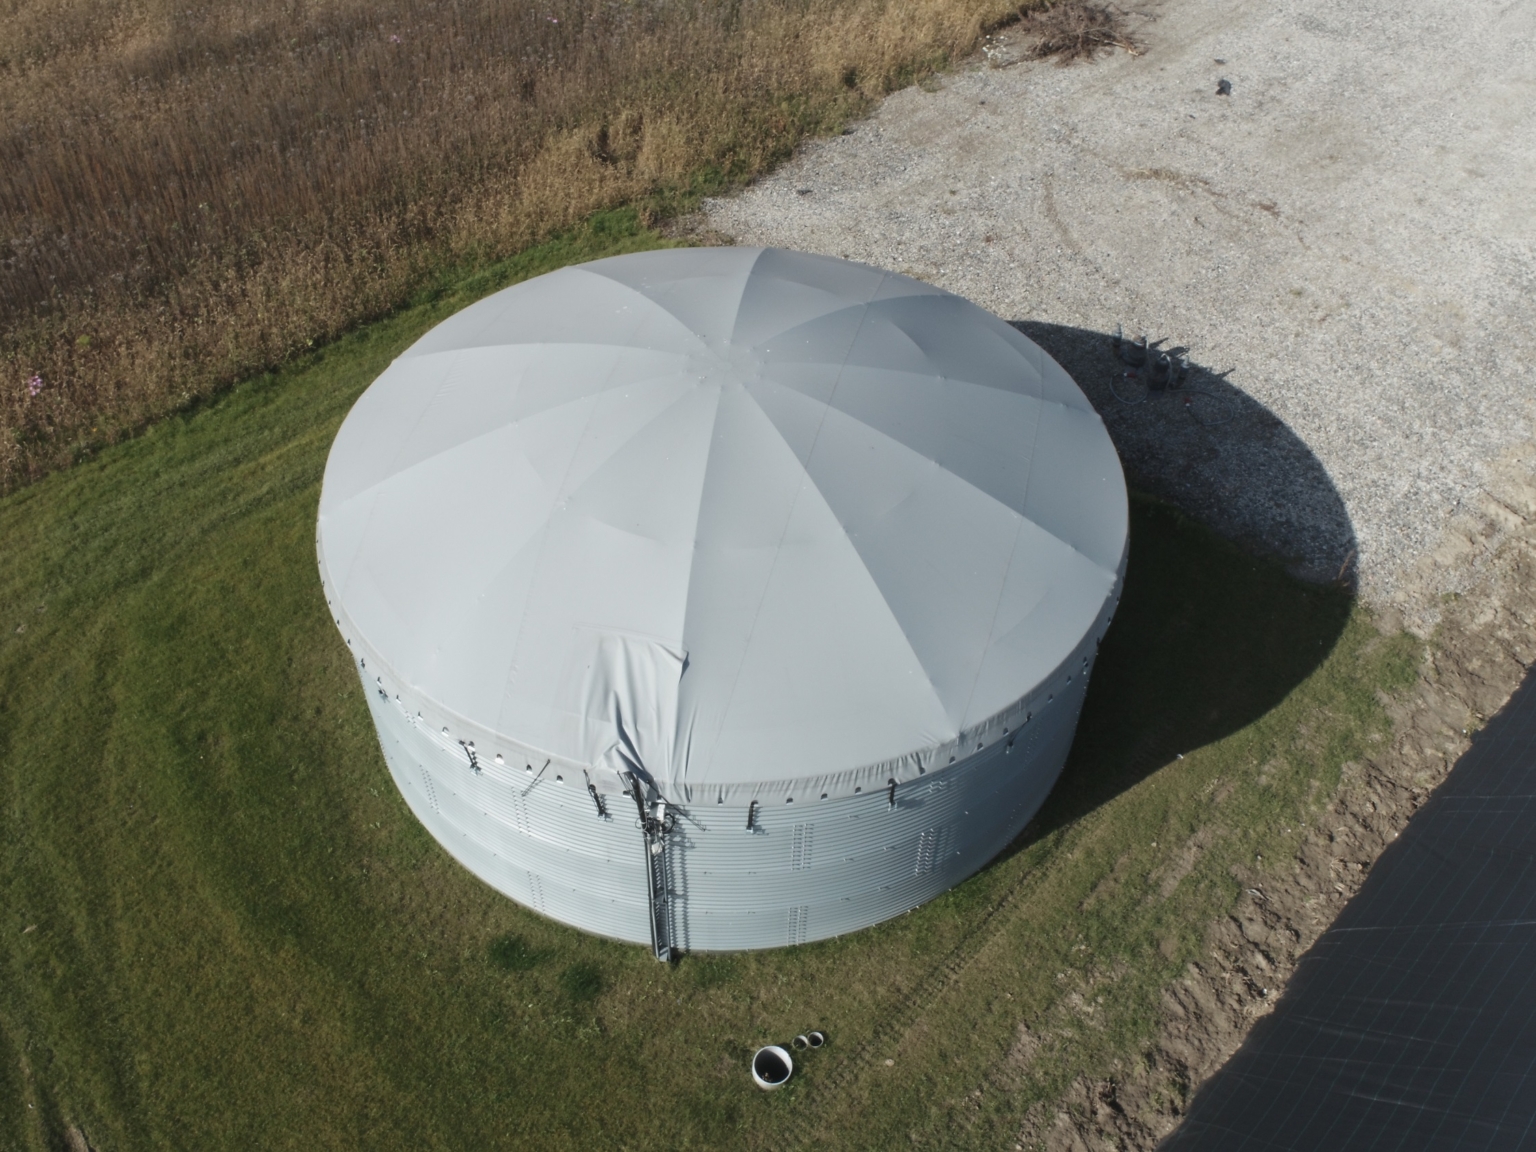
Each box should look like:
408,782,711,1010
626,773,675,962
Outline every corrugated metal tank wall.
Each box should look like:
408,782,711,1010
355,589,1116,951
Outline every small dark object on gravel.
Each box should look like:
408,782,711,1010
796,188,813,196
1217,78,1233,95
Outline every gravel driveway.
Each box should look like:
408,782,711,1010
706,0,1536,617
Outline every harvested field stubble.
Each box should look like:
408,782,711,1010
1,0,1020,491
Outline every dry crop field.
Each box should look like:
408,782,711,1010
0,0,1017,492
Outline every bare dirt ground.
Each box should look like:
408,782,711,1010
701,0,1536,1144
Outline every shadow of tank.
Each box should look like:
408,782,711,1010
1012,321,1357,589
980,322,1357,864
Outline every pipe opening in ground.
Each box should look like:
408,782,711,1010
752,1046,793,1088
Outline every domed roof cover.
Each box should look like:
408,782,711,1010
318,247,1125,798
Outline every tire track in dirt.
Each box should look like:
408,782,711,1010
776,706,1190,1148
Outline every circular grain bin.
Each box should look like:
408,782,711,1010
317,247,1127,957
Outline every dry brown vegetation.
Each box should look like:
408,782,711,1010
1017,1,1137,63
1,0,1023,491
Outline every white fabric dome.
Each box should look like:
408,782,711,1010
320,247,1127,954
319,247,1126,805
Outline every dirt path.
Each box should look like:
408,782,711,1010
704,1,1536,1145
704,0,1536,628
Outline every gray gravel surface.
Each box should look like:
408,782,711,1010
706,0,1536,611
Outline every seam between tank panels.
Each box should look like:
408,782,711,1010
324,350,455,607
558,266,718,356
771,373,1110,735
956,512,1031,733
344,350,694,506
689,284,885,775
487,363,695,739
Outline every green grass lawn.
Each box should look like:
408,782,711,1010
0,212,1418,1152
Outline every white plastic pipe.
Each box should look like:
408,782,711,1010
751,1045,794,1089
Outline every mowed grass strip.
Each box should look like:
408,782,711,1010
1,216,1418,1150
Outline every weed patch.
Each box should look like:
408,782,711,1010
1012,1,1140,64
560,963,607,1003
489,935,543,974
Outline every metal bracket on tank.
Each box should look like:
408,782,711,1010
625,772,676,963
583,770,607,818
